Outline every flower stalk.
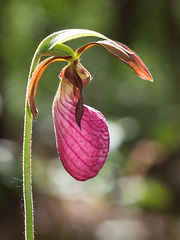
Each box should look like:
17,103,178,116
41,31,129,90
23,100,34,240
22,29,152,240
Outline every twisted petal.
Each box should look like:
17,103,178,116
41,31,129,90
76,40,153,81
52,79,110,181
27,56,71,117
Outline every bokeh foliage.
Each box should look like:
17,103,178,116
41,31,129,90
0,0,180,239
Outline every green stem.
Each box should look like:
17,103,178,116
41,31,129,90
22,53,40,240
23,99,34,240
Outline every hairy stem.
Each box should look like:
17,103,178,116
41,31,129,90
22,48,41,240
23,99,34,240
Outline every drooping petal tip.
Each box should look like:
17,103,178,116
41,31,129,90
127,54,153,82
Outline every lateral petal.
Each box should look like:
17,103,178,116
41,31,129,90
27,56,70,117
76,40,153,81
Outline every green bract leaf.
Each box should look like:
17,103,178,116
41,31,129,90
29,29,109,79
39,29,109,52
37,29,109,60
41,43,75,58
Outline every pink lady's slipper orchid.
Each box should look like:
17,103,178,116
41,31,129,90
27,29,152,181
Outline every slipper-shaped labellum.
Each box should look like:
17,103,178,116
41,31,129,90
28,29,152,181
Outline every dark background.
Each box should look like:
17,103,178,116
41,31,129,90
0,0,180,239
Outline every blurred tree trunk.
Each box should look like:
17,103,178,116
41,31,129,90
113,0,138,44
0,0,6,138
164,0,180,95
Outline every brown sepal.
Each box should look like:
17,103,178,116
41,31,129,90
75,96,84,130
28,56,71,117
64,62,84,129
76,40,153,82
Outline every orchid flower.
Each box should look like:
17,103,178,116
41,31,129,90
23,29,152,240
27,29,152,181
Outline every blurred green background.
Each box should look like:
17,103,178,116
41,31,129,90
0,0,180,239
